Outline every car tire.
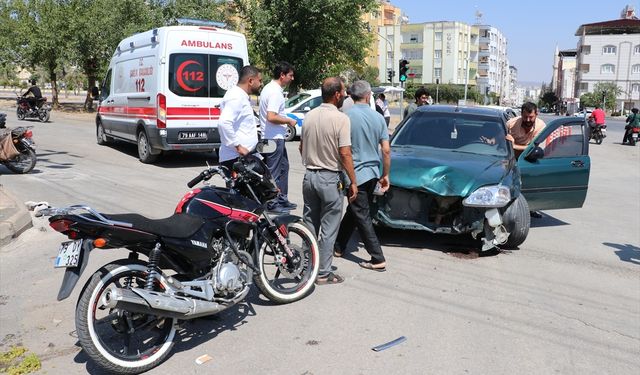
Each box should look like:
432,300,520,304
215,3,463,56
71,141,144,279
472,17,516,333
96,119,113,145
137,130,159,164
284,124,296,142
502,194,530,249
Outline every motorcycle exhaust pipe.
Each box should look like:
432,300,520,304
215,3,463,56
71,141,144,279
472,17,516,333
101,286,247,320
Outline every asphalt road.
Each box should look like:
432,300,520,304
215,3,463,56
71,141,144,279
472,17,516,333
0,108,638,374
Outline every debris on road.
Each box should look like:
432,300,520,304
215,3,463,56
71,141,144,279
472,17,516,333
371,336,407,352
195,354,213,365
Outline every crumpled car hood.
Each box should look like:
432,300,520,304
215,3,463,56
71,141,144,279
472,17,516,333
390,147,512,197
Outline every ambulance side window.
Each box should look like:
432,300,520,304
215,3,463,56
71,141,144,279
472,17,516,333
168,54,209,97
209,56,243,98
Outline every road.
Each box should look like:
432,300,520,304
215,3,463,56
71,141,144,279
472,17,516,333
0,108,638,374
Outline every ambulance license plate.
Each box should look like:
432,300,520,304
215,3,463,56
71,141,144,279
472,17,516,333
179,131,208,140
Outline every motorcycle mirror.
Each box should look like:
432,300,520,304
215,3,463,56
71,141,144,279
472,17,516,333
256,139,277,154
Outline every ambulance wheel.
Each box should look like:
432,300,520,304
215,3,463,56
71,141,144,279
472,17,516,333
137,130,159,164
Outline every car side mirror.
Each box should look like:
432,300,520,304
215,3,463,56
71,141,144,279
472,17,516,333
90,86,100,100
524,146,544,162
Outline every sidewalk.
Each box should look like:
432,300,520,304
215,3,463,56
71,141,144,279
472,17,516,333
0,184,32,247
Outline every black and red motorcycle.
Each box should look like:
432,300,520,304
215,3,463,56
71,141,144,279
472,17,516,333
0,124,37,174
16,95,51,122
40,154,319,374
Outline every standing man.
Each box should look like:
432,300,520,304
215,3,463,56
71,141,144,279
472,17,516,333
218,66,263,171
300,77,358,285
505,101,546,218
403,87,429,118
260,61,298,212
334,81,390,272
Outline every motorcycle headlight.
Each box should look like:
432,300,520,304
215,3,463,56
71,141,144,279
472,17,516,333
463,185,511,207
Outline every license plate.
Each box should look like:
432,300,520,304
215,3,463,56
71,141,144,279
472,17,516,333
54,240,83,268
179,131,207,140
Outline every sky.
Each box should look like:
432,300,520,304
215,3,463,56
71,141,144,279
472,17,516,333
389,0,640,85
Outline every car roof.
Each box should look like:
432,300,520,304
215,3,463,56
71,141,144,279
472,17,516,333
415,104,506,118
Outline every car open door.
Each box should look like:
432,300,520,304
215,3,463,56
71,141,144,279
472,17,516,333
518,117,590,211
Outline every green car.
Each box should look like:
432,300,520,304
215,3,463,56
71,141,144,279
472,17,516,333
376,105,590,250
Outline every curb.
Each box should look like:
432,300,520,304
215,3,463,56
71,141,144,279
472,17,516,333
0,185,33,247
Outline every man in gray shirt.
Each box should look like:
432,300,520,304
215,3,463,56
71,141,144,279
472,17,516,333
334,80,390,271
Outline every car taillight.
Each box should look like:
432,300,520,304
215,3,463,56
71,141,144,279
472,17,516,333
23,130,33,138
50,219,73,232
157,93,166,129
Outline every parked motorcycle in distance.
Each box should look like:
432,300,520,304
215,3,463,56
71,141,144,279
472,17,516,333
0,123,37,174
39,152,319,374
16,95,51,123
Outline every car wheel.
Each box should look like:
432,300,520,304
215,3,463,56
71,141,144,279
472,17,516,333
502,194,530,249
137,130,159,164
284,124,296,142
96,119,113,145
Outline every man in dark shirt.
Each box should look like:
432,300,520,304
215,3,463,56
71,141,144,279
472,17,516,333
23,80,43,110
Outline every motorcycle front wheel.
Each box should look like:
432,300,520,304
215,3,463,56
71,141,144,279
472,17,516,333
75,261,176,374
4,147,36,174
254,221,320,304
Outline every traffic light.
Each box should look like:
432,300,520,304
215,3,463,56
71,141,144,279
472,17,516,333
387,70,393,82
399,60,409,82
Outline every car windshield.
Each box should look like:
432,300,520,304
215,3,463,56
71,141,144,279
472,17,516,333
285,93,311,108
392,111,508,157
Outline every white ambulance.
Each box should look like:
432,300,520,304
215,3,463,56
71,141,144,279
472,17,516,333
95,24,249,163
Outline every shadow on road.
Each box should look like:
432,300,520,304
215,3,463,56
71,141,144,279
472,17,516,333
106,142,219,168
603,242,640,265
529,212,569,228
73,290,259,373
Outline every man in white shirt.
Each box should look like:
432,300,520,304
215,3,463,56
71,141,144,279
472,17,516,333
218,65,263,171
259,61,298,212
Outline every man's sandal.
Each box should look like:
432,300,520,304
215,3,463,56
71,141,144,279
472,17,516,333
358,261,386,272
315,272,344,285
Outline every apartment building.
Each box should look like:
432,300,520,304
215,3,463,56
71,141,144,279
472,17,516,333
378,21,478,86
574,6,640,111
363,1,404,76
477,25,509,101
552,49,578,113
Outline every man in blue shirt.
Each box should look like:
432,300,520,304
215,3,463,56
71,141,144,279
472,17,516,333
334,80,390,272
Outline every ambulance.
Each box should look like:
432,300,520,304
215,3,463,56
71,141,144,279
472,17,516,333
95,24,249,163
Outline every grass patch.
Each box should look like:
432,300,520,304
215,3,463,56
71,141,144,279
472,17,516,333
0,347,41,375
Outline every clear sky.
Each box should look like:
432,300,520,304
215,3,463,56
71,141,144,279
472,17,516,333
389,0,640,85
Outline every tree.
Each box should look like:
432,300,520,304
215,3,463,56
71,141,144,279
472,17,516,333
234,0,377,90
591,81,622,112
540,91,558,110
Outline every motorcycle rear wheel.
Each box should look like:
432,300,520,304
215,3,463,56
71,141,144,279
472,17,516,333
16,108,26,120
38,110,50,123
254,221,319,304
4,147,36,174
75,261,176,374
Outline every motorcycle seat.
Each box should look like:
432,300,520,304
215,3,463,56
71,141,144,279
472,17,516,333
102,213,205,238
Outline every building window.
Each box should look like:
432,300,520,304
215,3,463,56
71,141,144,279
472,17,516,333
435,32,442,41
633,64,640,74
434,68,441,78
601,64,615,74
635,45,640,54
581,45,591,54
632,84,640,92
434,50,442,59
579,83,588,90
602,45,616,55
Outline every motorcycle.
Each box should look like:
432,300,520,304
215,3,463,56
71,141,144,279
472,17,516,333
587,120,606,145
0,124,37,174
624,126,640,146
16,95,51,123
39,153,319,374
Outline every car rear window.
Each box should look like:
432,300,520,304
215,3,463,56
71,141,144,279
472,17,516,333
168,53,243,98
392,112,508,156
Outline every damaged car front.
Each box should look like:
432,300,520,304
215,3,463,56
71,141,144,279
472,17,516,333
376,106,531,250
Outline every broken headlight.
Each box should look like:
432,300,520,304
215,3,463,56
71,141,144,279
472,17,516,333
462,185,510,208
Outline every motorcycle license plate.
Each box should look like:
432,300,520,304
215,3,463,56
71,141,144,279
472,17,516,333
54,240,82,268
179,131,207,140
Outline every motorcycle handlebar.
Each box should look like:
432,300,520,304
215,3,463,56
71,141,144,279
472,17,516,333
186,166,229,188
187,172,206,188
